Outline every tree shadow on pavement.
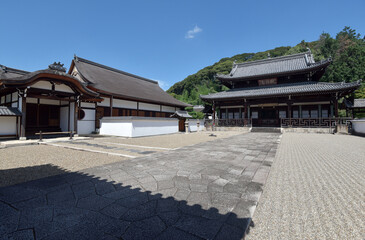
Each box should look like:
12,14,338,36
0,164,252,240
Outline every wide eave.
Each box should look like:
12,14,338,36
200,81,362,102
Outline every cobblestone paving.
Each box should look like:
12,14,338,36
0,133,280,240
247,133,365,240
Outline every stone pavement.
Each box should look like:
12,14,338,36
0,133,280,240
247,133,365,240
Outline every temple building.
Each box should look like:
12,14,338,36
0,57,189,139
200,51,361,128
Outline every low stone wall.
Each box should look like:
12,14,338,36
351,119,365,136
281,127,335,134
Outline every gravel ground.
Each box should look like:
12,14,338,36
0,145,126,187
247,133,365,240
97,131,242,149
0,131,241,187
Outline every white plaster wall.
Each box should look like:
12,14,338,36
100,121,133,137
139,102,160,111
55,84,74,93
12,92,18,101
27,98,38,104
6,94,11,102
162,105,176,113
188,119,205,132
97,97,110,107
77,109,95,134
132,119,178,137
1,96,5,104
11,102,18,108
60,106,69,132
99,117,178,137
40,99,60,105
31,81,52,90
351,119,365,135
0,117,17,135
113,99,138,109
81,102,95,108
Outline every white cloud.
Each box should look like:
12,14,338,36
185,25,202,39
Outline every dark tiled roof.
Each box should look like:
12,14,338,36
200,81,361,100
217,51,331,80
0,68,99,97
0,106,22,116
170,110,192,118
0,65,29,79
345,98,365,108
73,56,190,108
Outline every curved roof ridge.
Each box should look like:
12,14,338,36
0,64,30,75
74,56,158,84
234,51,310,67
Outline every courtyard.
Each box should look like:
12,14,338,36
0,132,364,239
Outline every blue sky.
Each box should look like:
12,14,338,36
1,0,364,90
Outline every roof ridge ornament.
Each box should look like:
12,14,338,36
48,62,66,72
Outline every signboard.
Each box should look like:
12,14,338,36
258,78,277,86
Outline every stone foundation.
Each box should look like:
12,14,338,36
281,127,335,134
206,126,251,132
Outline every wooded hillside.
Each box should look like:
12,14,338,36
167,27,365,106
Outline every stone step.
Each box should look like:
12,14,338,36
251,127,281,133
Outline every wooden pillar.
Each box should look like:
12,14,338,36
334,97,339,118
20,96,26,139
318,104,322,118
212,101,216,129
244,100,248,126
37,98,40,128
74,96,79,135
110,96,113,117
68,98,71,131
287,103,292,127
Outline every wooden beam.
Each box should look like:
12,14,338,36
20,97,26,139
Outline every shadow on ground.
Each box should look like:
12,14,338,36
0,165,250,240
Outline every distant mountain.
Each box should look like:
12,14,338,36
167,27,365,106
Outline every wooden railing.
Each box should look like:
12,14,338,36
280,118,352,129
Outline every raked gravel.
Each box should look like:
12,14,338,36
247,133,365,240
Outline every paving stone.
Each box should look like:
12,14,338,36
214,223,246,240
100,203,128,219
173,189,190,201
212,178,229,187
95,181,116,195
18,206,53,229
157,180,175,190
77,195,114,211
189,183,208,192
0,202,20,236
121,200,157,221
156,227,200,240
115,192,149,208
123,216,166,240
174,215,223,240
158,211,181,226
71,181,96,199
47,185,75,205
1,229,35,240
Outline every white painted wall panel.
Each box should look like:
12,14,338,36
6,94,11,102
27,98,38,104
139,102,160,111
77,120,95,135
351,119,365,135
40,99,60,105
1,96,5,104
11,102,17,108
81,102,95,108
69,102,75,131
31,81,52,90
162,106,176,113
55,84,74,93
0,117,17,135
12,92,18,101
97,97,110,107
113,99,137,109
60,106,69,132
